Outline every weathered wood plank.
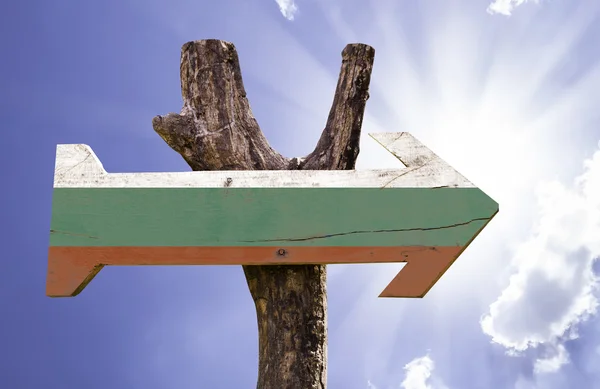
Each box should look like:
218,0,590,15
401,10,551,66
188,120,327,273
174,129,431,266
49,188,494,247
47,132,498,299
53,133,475,189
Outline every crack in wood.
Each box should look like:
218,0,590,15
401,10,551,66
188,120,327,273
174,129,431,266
49,229,99,239
379,164,422,189
240,217,491,243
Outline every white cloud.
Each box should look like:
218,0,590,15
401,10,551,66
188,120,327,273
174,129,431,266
275,0,298,20
400,355,437,389
534,343,570,374
366,355,448,389
514,375,537,389
487,0,539,15
481,142,600,371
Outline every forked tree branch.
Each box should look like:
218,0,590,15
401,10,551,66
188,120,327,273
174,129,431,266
152,39,375,389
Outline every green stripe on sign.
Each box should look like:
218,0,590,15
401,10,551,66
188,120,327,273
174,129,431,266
49,188,497,247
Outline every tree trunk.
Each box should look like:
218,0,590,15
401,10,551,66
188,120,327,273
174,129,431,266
152,39,375,389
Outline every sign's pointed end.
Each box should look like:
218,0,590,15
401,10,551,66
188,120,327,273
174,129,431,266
54,144,106,186
491,200,500,215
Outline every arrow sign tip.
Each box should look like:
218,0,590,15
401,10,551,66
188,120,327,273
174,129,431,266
369,132,498,297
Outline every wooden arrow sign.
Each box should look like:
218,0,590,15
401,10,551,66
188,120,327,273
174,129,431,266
47,132,498,298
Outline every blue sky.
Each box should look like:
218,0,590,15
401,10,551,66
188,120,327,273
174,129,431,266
2,0,600,388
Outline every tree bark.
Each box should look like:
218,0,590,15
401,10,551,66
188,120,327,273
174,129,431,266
152,39,375,389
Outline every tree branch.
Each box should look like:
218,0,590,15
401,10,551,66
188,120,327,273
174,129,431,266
152,39,375,389
152,39,289,171
301,44,374,170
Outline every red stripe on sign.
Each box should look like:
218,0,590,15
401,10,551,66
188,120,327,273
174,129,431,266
47,246,465,298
